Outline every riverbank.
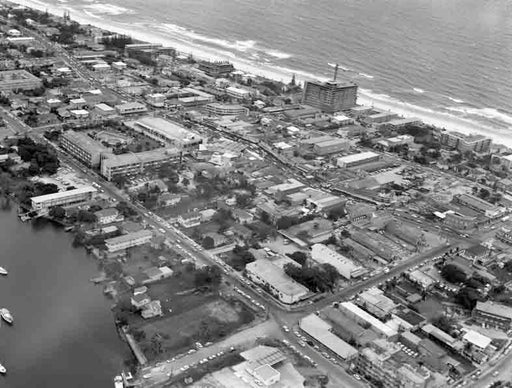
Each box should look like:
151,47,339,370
7,0,512,148
0,208,128,387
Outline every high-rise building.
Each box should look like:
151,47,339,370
302,80,358,113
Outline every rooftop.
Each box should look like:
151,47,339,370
31,186,97,204
62,130,108,154
475,301,512,319
337,151,380,164
105,229,152,245
462,329,491,349
127,116,203,143
102,148,180,168
340,301,397,337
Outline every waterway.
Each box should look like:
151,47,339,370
0,207,128,387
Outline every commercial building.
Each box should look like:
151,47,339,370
226,86,251,100
337,151,380,168
104,230,153,252
146,93,166,108
462,329,491,352
357,287,397,319
302,80,358,113
340,301,398,338
94,208,121,225
0,70,42,91
100,148,180,181
60,130,109,168
114,102,148,115
299,314,358,360
94,103,116,116
421,324,463,352
312,138,350,155
444,211,476,230
440,131,491,153
206,103,249,116
246,258,309,304
198,60,234,77
177,212,201,228
31,186,97,212
125,116,204,150
472,301,512,331
311,243,366,279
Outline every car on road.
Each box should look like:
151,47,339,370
282,325,290,332
298,340,306,347
492,371,499,377
158,228,166,233
353,374,361,381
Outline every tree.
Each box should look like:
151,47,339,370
77,210,97,223
49,205,65,219
182,177,190,187
441,264,467,284
194,266,222,289
202,236,215,249
478,188,490,200
505,261,512,272
455,287,482,310
112,174,127,188
340,229,351,238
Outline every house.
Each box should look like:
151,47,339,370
233,209,254,224
131,292,151,309
141,266,174,285
94,208,121,225
200,208,216,222
178,212,201,228
141,300,163,319
229,224,253,240
204,232,227,247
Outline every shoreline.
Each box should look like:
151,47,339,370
6,0,512,148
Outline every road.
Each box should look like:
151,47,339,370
467,346,512,388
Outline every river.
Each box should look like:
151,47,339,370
0,207,128,388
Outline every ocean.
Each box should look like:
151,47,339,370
9,0,512,145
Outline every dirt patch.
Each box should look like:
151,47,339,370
205,300,239,323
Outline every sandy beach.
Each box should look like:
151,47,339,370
8,0,512,148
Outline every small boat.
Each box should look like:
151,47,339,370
0,363,6,374
0,267,7,276
0,308,13,324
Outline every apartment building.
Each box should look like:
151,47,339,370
60,130,109,168
104,230,153,252
31,186,97,212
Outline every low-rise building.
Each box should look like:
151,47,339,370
0,69,42,91
337,151,380,168
311,243,366,279
299,314,358,360
60,130,109,168
206,102,249,116
114,101,148,115
246,258,308,304
472,301,512,331
339,301,398,338
31,186,97,213
94,208,121,225
100,148,180,181
226,86,251,100
104,230,153,252
141,266,173,285
131,292,151,309
440,131,491,153
146,93,166,107
357,287,397,319
177,212,201,228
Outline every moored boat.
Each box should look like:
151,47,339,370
0,267,7,276
0,308,13,324
0,362,6,374
114,375,123,388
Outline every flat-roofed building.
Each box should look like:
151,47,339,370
114,101,148,115
421,324,463,351
125,116,204,150
60,130,109,168
146,93,166,107
206,103,249,116
299,314,358,360
198,60,234,77
357,287,397,319
311,243,366,279
226,86,251,100
313,138,350,155
105,230,153,252
246,258,308,304
0,69,42,91
337,151,380,168
100,148,180,181
340,301,398,338
473,301,512,331
31,186,97,212
94,103,116,116
462,329,491,351
440,131,491,153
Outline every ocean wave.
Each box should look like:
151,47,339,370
358,72,374,79
446,96,464,103
159,23,257,53
84,3,134,16
413,88,425,93
266,50,292,59
444,106,512,126
83,10,101,19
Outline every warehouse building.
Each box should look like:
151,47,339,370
337,151,380,168
311,243,366,279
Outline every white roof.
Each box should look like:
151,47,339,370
311,244,363,280
299,314,357,359
227,86,250,95
340,301,397,337
70,98,86,104
31,186,96,204
337,151,380,164
95,103,114,111
463,330,491,349
70,109,89,115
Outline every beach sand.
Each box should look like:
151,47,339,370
8,0,512,147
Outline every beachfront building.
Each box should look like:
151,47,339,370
100,148,181,181
31,186,97,213
440,131,491,153
124,116,204,150
206,103,249,116
0,69,42,91
104,230,153,252
302,80,358,113
198,60,234,77
226,86,252,100
337,151,380,168
246,258,309,304
60,130,109,168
